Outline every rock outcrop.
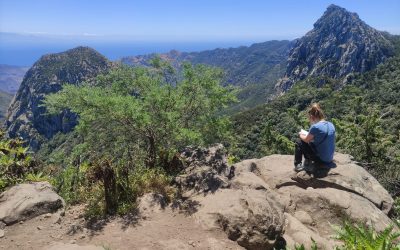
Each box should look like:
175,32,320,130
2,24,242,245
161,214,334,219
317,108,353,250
175,145,395,249
0,182,64,225
5,46,110,151
276,4,395,93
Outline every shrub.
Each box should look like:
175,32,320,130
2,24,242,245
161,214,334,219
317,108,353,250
333,221,400,250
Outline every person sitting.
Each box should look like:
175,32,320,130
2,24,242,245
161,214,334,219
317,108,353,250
294,103,336,173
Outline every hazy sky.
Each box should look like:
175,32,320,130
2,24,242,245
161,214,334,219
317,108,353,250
0,0,399,41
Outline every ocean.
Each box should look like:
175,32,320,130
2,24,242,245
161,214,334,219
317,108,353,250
0,41,253,67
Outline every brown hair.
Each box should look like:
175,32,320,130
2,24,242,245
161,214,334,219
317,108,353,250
308,103,325,120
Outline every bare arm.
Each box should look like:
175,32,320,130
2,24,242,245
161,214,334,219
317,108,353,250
299,132,314,143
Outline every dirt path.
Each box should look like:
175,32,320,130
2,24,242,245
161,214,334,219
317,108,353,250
0,205,242,250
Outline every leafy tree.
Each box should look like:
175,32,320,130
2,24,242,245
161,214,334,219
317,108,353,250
44,59,236,168
44,59,236,214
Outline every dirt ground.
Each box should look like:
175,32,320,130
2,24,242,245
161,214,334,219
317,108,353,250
0,205,243,250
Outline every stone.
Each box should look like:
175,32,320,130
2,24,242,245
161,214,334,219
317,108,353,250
193,189,285,250
294,210,313,225
53,214,62,224
0,229,4,238
45,243,104,250
175,145,396,248
176,145,285,249
43,213,52,218
0,182,65,225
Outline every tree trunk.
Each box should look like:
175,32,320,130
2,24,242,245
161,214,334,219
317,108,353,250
146,135,156,168
103,161,117,215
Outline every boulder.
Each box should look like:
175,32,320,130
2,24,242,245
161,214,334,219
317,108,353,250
192,189,285,250
175,144,285,250
0,182,64,225
176,145,395,249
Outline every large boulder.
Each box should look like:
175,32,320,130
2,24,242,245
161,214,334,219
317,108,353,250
175,145,395,249
175,144,286,250
0,182,64,225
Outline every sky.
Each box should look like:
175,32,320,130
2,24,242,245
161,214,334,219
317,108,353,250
1,0,399,42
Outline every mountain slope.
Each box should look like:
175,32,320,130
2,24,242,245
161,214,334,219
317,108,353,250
5,46,110,150
122,40,293,111
0,64,29,94
276,4,395,92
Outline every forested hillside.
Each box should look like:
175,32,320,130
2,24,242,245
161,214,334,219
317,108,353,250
121,40,293,112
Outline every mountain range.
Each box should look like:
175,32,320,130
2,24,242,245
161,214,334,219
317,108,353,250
2,4,399,152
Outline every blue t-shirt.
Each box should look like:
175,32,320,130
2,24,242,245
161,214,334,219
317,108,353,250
309,121,335,163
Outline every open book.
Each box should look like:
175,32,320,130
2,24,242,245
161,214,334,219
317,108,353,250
300,129,309,136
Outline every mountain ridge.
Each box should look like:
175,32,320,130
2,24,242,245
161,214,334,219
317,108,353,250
121,40,293,112
276,4,395,93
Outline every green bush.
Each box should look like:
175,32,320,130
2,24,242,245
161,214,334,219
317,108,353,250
0,130,44,191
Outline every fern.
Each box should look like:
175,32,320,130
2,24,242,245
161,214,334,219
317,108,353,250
334,221,400,250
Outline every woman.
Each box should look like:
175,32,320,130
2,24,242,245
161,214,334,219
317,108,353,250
294,103,335,172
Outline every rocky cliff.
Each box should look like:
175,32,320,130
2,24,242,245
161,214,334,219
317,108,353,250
276,4,395,93
5,47,110,150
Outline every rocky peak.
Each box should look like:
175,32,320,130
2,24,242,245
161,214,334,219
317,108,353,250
314,4,361,30
276,5,395,92
5,46,110,151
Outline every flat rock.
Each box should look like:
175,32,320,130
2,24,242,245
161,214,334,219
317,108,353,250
176,146,396,248
0,182,65,225
45,243,103,250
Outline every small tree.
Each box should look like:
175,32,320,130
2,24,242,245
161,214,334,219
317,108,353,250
44,59,236,214
45,59,236,168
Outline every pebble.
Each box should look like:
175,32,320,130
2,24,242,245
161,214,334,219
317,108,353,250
37,226,43,230
0,229,4,238
188,240,196,247
69,239,76,244
0,221,6,229
43,213,52,218
79,234,86,239
53,214,62,224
